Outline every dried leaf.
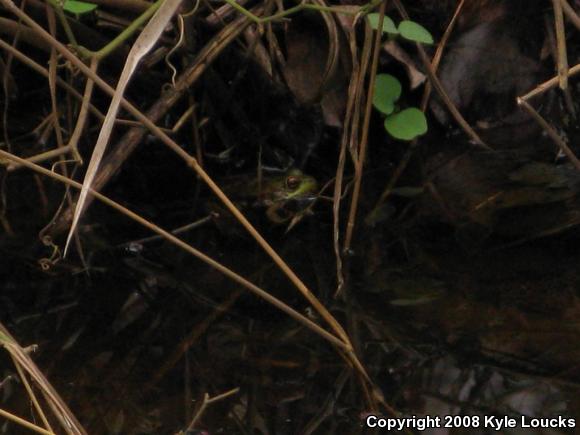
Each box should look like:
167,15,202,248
65,0,183,255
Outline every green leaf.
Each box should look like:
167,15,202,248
372,74,401,116
63,0,97,15
367,13,398,35
398,20,433,44
384,108,428,141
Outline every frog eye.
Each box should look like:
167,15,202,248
285,175,301,190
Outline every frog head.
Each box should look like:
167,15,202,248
261,169,317,202
260,169,318,224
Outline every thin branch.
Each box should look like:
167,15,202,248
0,408,54,435
343,0,387,254
518,97,580,169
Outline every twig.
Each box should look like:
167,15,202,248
0,323,86,434
219,0,358,24
517,97,580,169
560,0,580,30
65,56,99,165
0,36,146,124
10,354,53,433
520,63,580,101
343,0,387,256
0,408,54,435
76,0,163,60
332,11,371,298
119,214,214,248
420,0,465,109
186,388,240,431
552,0,569,90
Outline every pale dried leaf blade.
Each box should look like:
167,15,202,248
64,0,183,255
383,40,426,89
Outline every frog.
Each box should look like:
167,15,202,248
211,169,318,229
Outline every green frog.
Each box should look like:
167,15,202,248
212,169,319,228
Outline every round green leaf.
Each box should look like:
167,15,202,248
372,74,402,116
384,108,428,141
367,13,398,35
398,20,433,44
63,0,97,14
